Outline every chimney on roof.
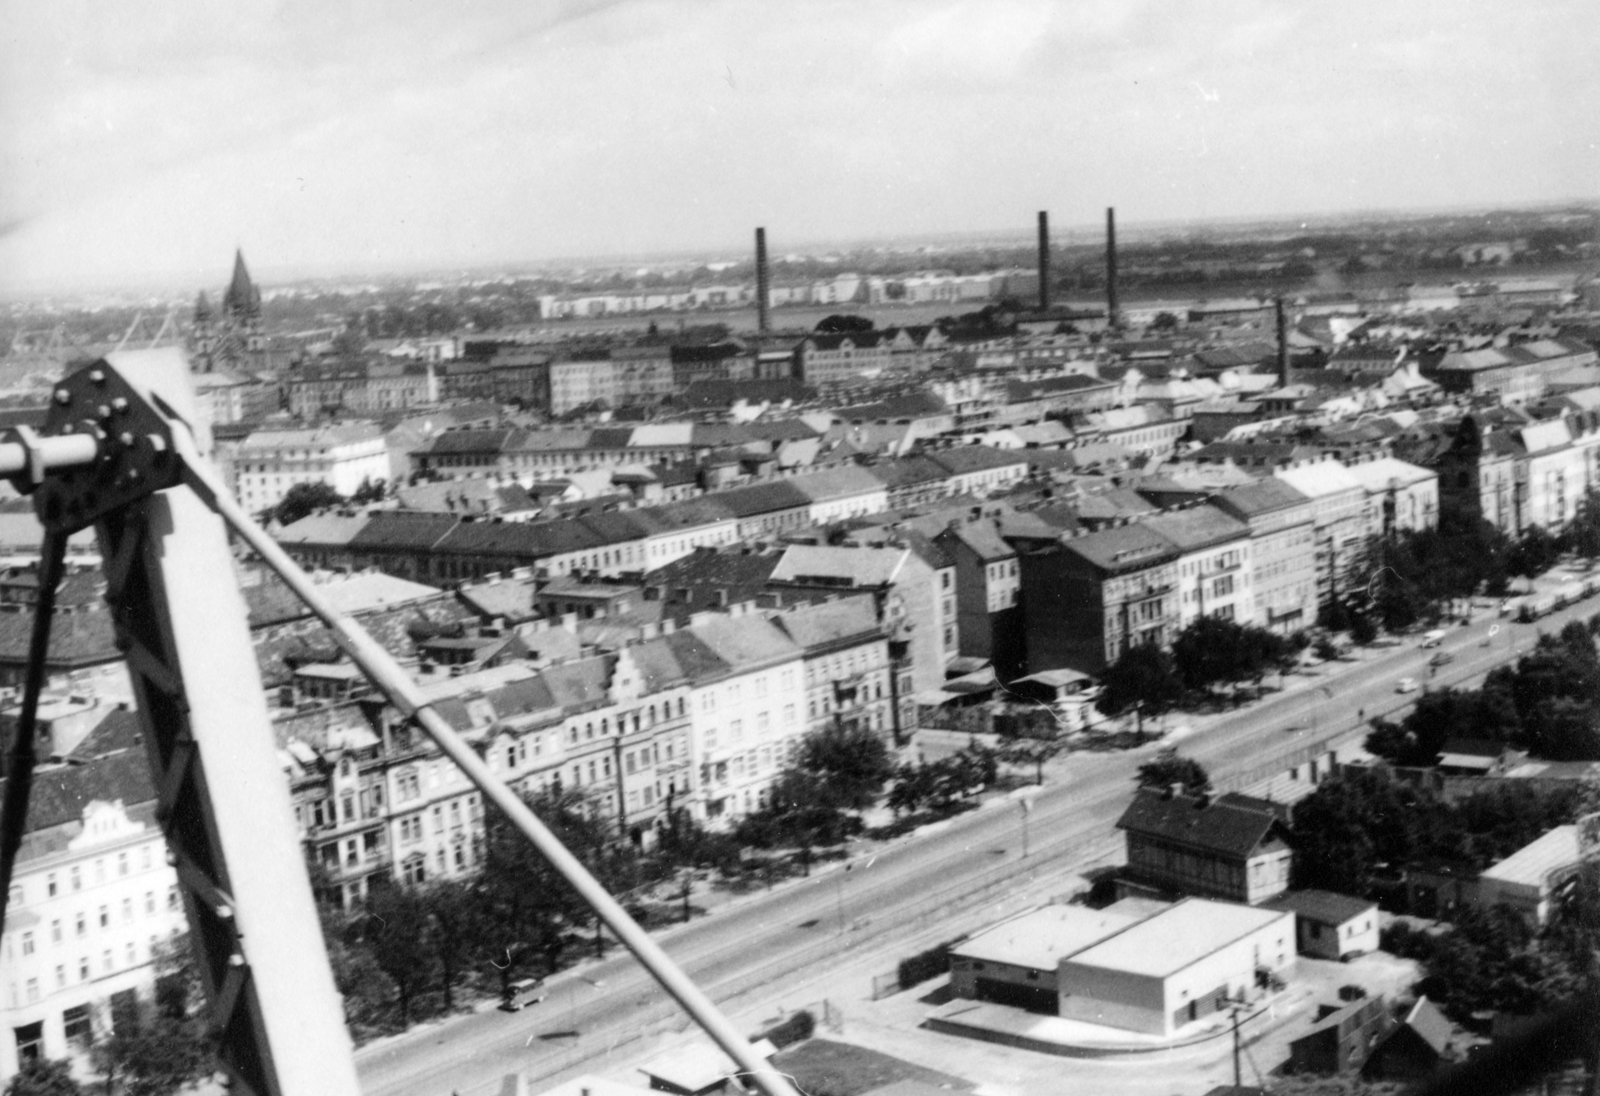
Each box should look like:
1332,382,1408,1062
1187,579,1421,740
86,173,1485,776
755,227,770,334
1037,211,1051,311
1105,207,1120,331
1276,297,1291,387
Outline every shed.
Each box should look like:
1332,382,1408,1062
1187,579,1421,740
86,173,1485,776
1264,889,1380,960
1287,994,1393,1075
1363,997,1455,1080
1474,824,1581,927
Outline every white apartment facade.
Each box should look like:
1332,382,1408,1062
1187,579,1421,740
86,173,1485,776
234,424,390,515
2,785,188,1079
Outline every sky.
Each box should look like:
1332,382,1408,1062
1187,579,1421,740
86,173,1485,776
2,0,1597,294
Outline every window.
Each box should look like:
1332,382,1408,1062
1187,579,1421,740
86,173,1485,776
75,913,86,937
47,873,57,898
145,892,154,914
117,852,128,876
121,898,132,923
99,906,109,929
63,1003,92,1043
21,931,34,956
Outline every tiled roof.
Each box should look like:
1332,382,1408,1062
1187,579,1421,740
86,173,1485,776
770,544,908,587
349,512,460,551
867,456,950,490
937,520,1015,562
1142,505,1250,553
1116,787,1284,858
1060,523,1178,574
926,447,1029,476
65,708,143,761
782,466,881,504
1,750,156,835
0,607,120,669
1211,479,1313,519
690,615,800,671
1264,888,1376,926
713,480,812,518
771,595,881,651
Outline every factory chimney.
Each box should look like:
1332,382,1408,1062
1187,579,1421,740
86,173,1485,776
1105,207,1119,331
1276,297,1291,386
755,227,770,334
1037,211,1051,311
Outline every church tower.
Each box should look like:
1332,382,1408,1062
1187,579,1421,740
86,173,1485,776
190,290,217,372
221,249,266,353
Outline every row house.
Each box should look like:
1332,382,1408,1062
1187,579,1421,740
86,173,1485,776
772,596,895,743
924,446,1031,497
1020,523,1181,675
880,325,949,371
1142,505,1254,628
933,518,1024,679
791,465,890,524
1274,460,1377,609
768,544,944,737
435,352,552,410
1212,479,1319,634
1,751,189,1078
286,361,439,418
794,332,895,387
1436,412,1600,537
1429,338,1598,404
1345,457,1440,536
671,343,754,388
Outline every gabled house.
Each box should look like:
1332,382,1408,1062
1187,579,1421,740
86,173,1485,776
1116,788,1294,905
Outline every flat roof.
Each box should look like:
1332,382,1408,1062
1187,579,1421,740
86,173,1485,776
953,905,1147,971
1481,825,1579,888
1064,898,1289,980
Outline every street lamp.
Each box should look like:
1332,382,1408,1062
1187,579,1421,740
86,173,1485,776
1017,789,1039,859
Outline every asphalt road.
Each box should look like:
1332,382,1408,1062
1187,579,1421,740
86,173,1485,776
356,594,1583,1096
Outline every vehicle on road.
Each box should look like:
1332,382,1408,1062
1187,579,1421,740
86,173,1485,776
1395,677,1419,693
1420,630,1447,648
499,977,546,1012
1428,652,1455,667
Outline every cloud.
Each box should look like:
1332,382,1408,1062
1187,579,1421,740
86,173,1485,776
1,0,1595,292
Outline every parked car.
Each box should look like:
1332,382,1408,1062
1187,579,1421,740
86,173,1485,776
499,977,546,1012
1395,677,1419,693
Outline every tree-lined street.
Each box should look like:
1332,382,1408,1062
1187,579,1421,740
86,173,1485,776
355,589,1592,1096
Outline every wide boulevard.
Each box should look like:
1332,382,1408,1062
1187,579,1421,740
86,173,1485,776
357,592,1577,1096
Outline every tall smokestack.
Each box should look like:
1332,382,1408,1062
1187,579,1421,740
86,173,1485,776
755,227,770,334
1105,207,1119,330
1276,297,1290,386
1037,211,1051,311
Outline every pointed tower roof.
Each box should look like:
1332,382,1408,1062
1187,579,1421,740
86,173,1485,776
222,249,258,318
194,290,212,322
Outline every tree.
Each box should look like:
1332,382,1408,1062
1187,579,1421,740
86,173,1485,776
813,314,874,334
349,477,387,505
363,880,435,1028
1136,749,1210,795
476,788,606,993
1170,618,1292,695
796,724,894,812
1348,610,1378,645
3,1059,83,1096
1149,311,1180,332
92,1009,211,1096
272,481,345,526
423,879,480,1013
1097,645,1183,732
1509,526,1561,578
995,708,1069,784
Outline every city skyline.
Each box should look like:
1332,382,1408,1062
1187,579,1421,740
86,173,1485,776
3,0,1596,294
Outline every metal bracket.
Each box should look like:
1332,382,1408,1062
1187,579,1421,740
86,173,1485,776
33,362,183,534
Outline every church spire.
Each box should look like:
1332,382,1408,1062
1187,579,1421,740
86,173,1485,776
222,249,258,320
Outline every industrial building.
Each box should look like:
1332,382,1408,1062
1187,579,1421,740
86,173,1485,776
1056,898,1295,1037
1473,824,1581,927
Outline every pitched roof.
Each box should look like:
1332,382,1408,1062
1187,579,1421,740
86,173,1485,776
1264,888,1376,925
789,465,886,502
926,446,1029,476
771,595,881,651
1115,786,1284,858
0,750,156,835
1060,523,1177,574
1142,505,1251,553
689,615,800,671
937,520,1015,562
1211,478,1312,519
770,544,908,588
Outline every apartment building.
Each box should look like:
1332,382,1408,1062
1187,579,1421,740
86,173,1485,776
234,424,390,515
1,751,188,1077
1211,478,1319,634
1019,523,1181,674
1143,505,1255,628
1274,460,1377,609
